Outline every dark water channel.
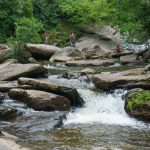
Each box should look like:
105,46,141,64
1,64,150,150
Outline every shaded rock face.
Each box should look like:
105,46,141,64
18,77,84,107
8,89,70,111
81,44,112,59
50,47,77,62
92,68,150,90
26,44,61,59
66,59,115,67
0,105,20,120
0,44,9,50
77,26,122,51
0,60,47,81
124,89,150,122
0,93,5,101
0,44,11,64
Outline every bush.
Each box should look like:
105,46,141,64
8,39,30,63
127,90,150,111
15,17,43,43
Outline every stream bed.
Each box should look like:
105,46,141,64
1,64,150,150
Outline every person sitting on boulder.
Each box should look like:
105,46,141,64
70,32,76,48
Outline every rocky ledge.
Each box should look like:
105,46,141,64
0,60,47,81
92,66,150,90
66,59,115,67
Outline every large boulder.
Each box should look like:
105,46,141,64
77,26,122,50
93,73,150,90
81,44,113,59
0,105,20,120
50,47,83,62
0,44,11,64
18,77,84,107
124,89,150,121
120,54,138,64
66,59,115,67
9,89,70,111
26,44,61,59
0,60,47,81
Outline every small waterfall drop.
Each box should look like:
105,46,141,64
64,89,149,128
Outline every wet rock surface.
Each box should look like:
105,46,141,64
8,89,70,111
0,105,20,120
0,60,48,81
66,59,115,67
18,77,84,107
124,89,150,121
3,111,68,136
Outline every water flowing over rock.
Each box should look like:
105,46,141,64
26,44,61,59
8,89,70,111
93,71,150,90
124,89,150,122
0,105,20,120
0,92,5,101
18,77,84,107
66,59,115,67
0,60,48,81
5,111,67,135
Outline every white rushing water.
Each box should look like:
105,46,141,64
65,89,150,128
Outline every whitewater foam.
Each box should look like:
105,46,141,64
64,89,150,129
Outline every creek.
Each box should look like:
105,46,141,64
1,64,150,150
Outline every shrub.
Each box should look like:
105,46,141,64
15,17,43,43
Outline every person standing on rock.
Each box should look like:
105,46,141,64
70,32,76,48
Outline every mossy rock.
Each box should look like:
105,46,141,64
124,89,150,122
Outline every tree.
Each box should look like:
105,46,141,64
108,0,150,43
15,17,43,43
0,0,33,42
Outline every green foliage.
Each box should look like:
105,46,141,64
48,23,75,47
0,0,33,42
108,0,150,42
57,0,108,26
32,0,60,26
8,17,43,62
15,17,43,43
8,39,30,63
127,90,150,110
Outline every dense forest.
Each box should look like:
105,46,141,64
0,0,150,45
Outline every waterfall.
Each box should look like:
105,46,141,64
64,89,150,128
